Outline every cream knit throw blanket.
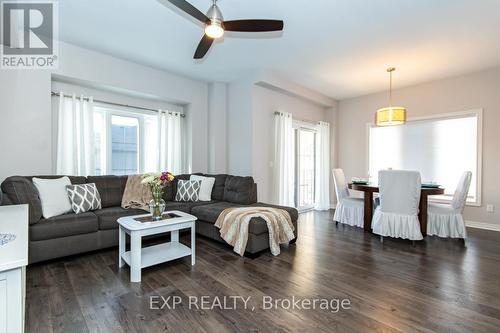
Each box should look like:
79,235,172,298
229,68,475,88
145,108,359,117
215,207,295,256
121,175,153,211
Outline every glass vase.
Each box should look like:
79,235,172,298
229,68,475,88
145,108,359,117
149,189,166,221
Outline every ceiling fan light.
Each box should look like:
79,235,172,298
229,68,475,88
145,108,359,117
205,23,224,39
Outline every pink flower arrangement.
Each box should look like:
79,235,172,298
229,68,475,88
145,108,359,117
141,171,175,201
159,171,175,184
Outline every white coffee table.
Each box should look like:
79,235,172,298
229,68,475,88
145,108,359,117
117,210,196,282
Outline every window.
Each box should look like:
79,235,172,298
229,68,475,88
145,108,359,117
111,115,139,175
368,110,482,205
93,106,183,176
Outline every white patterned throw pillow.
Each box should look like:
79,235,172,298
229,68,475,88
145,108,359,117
66,183,102,214
175,180,201,202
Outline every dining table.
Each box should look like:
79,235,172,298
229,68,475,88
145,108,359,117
348,183,445,236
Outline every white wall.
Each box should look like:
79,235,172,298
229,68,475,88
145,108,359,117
227,78,254,176
207,82,228,174
0,71,51,180
338,67,500,225
0,42,209,181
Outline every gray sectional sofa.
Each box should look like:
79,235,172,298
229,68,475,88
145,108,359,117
0,173,298,263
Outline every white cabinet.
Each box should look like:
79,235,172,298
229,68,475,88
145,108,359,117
0,205,28,333
0,268,24,333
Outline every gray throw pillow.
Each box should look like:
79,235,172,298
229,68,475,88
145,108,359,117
66,183,102,214
175,180,201,202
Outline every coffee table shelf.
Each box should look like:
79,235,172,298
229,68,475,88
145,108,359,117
121,242,192,269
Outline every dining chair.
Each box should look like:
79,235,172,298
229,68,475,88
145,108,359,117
372,170,423,243
332,169,364,227
427,171,472,242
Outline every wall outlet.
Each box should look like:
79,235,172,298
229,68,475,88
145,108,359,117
487,204,495,213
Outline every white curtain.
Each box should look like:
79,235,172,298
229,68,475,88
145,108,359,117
56,93,95,176
158,110,183,174
315,121,330,210
273,112,295,206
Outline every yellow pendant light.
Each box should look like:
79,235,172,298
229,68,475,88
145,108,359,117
375,67,406,126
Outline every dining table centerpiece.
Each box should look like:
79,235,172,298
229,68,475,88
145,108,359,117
141,171,175,220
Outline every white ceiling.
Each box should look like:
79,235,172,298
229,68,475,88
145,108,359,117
59,0,500,99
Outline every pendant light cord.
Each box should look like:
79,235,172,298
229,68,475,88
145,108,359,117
389,70,392,106
387,67,395,107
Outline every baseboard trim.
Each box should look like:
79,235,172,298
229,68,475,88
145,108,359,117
466,220,500,232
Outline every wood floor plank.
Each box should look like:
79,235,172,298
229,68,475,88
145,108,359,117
25,211,500,333
25,264,54,333
45,262,90,333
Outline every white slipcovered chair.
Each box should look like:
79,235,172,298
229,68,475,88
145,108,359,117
427,171,472,240
372,170,423,242
332,169,364,227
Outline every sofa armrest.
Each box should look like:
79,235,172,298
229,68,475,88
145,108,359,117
1,176,42,224
0,192,11,205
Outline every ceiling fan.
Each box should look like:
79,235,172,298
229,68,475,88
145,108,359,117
161,0,284,59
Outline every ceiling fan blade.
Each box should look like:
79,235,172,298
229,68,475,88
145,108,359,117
165,0,208,23
224,19,284,32
194,35,214,59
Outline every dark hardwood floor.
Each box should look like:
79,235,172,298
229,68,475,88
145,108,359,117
26,211,500,333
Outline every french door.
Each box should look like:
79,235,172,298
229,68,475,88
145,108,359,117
295,127,316,211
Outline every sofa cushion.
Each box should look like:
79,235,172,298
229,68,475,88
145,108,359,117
190,175,215,201
250,202,299,223
175,179,202,202
66,183,102,214
190,201,239,222
223,176,255,205
164,173,195,201
165,200,218,214
30,212,98,241
33,176,73,219
190,202,271,235
202,174,228,201
1,176,43,224
26,175,87,185
93,207,147,230
87,175,128,208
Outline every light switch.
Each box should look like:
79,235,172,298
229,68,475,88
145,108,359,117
487,204,495,213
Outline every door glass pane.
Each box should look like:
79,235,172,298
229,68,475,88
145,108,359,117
111,115,139,175
297,129,316,208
